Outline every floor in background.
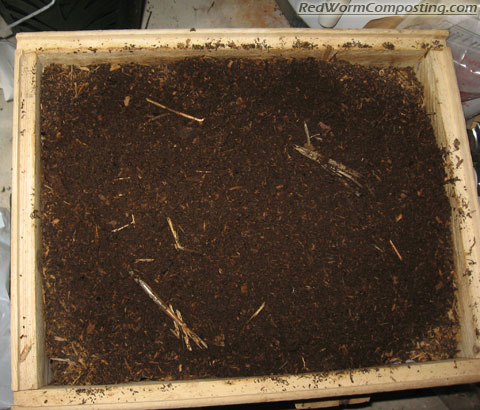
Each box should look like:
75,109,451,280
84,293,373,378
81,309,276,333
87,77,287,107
142,0,290,28
0,0,479,408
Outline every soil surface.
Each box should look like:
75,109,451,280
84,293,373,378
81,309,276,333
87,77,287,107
40,57,457,385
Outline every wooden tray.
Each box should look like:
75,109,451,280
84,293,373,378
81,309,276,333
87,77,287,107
11,29,480,409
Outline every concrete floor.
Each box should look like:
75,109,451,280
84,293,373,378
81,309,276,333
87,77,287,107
0,1,479,409
142,0,290,28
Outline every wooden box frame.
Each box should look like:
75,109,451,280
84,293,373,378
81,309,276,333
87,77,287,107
11,29,480,409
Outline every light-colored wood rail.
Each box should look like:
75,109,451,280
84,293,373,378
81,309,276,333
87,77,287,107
12,360,480,409
18,28,448,68
11,50,46,392
417,48,480,358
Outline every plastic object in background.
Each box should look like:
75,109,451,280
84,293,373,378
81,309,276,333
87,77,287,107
0,208,12,410
0,40,14,101
0,0,55,35
468,123,480,156
467,122,480,197
396,1,480,116
464,98,480,121
0,0,145,32
447,16,480,103
317,0,351,28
